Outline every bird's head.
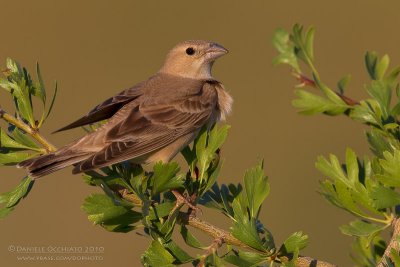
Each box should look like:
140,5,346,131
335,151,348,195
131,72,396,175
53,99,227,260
159,40,228,80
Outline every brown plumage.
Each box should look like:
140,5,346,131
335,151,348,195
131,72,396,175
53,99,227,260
18,40,233,179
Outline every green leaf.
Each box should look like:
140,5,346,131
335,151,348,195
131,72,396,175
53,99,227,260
231,197,270,252
337,74,351,94
280,231,309,254
304,26,315,62
365,80,392,119
350,100,382,127
366,129,392,158
376,54,390,80
272,28,300,72
151,162,184,196
365,51,379,80
141,240,175,267
81,193,141,233
0,152,33,165
10,127,40,149
5,58,35,126
180,146,196,170
292,89,348,115
390,248,400,266
340,220,386,237
0,128,35,151
180,225,204,249
33,62,46,104
163,240,194,264
351,236,385,267
195,125,230,183
40,81,58,126
370,185,400,209
0,207,15,219
148,201,175,220
0,77,12,92
244,162,269,218
202,160,223,195
376,150,400,187
0,177,34,218
224,250,268,266
207,124,230,155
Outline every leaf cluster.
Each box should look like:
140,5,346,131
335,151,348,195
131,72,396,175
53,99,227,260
0,59,57,217
79,125,308,266
274,24,400,265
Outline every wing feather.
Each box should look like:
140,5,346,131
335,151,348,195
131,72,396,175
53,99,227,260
53,82,145,133
72,81,219,173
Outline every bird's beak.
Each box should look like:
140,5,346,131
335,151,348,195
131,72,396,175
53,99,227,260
205,43,229,61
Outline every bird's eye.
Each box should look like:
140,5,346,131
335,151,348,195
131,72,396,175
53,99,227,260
185,47,195,56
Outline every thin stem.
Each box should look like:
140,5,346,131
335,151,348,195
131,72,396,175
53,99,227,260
294,73,360,106
0,107,56,152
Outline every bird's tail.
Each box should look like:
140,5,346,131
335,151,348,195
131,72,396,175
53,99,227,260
17,151,90,179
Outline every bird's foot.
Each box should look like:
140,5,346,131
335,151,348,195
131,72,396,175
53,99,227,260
169,189,201,217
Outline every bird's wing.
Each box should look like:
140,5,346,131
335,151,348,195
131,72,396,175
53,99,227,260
53,82,145,133
72,81,218,173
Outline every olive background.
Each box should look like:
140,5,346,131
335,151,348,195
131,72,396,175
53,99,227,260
1,1,400,266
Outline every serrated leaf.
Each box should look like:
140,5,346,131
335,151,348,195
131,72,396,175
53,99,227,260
195,125,230,183
366,80,392,119
148,201,175,220
151,162,184,196
0,128,35,151
81,193,141,232
223,251,268,266
207,124,230,155
141,240,175,267
351,236,384,267
340,220,386,237
350,100,381,127
231,197,269,252
280,231,308,254
272,28,300,72
10,127,40,149
180,225,204,249
0,177,33,212
376,150,400,187
366,129,392,158
346,148,359,185
0,152,33,165
370,185,400,209
292,89,348,115
244,163,269,218
163,240,194,264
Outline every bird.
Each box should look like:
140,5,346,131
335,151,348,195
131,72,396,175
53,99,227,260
18,40,233,179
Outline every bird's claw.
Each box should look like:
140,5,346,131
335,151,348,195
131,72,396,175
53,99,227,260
170,189,202,217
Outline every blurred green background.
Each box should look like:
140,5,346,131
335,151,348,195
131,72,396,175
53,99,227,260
1,1,400,266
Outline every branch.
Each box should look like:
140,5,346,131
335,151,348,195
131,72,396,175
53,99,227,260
196,237,223,267
0,107,56,152
295,73,360,106
178,212,337,267
377,217,400,267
